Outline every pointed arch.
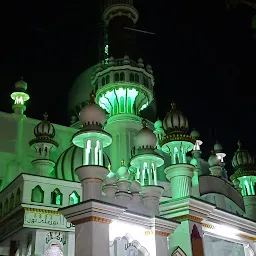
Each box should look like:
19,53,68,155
9,193,14,210
15,188,21,205
31,185,44,203
69,191,80,205
51,188,63,205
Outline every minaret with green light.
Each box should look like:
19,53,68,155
159,103,196,199
231,141,256,221
92,0,154,170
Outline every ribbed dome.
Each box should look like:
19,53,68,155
79,93,106,127
232,141,255,169
163,103,188,134
34,113,55,138
55,145,111,181
134,120,157,150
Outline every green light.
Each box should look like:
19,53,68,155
98,87,139,116
11,92,29,105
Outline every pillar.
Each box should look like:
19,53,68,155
243,195,256,221
165,164,194,199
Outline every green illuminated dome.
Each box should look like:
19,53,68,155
15,79,27,91
154,119,162,130
55,145,111,182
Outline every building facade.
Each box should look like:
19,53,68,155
0,1,256,255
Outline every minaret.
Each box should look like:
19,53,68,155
190,129,202,197
208,151,222,177
153,118,165,150
29,113,58,177
230,141,256,221
213,141,228,179
130,119,164,215
72,93,112,200
11,78,30,115
3,79,30,187
159,103,195,199
92,1,154,171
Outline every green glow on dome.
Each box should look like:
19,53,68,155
98,87,139,116
140,102,148,111
11,92,30,105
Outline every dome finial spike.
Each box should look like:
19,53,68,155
43,112,48,121
132,172,136,180
171,102,176,110
89,91,96,104
142,119,147,129
121,159,125,166
237,140,242,150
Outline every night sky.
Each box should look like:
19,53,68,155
1,1,255,171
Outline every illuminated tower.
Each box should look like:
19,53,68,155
92,1,154,170
230,141,256,221
10,78,30,115
72,93,112,200
130,119,164,215
159,103,195,199
29,113,58,177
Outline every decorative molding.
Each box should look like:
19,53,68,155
202,223,215,229
237,233,256,242
72,216,111,225
24,207,60,215
171,214,203,223
155,230,170,237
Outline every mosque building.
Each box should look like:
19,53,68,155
0,0,256,255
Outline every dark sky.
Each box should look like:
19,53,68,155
1,1,256,169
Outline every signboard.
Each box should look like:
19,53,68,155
23,208,74,231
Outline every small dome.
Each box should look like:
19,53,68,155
163,103,189,134
232,141,255,169
15,78,27,91
208,151,221,167
34,113,55,138
130,180,141,193
116,160,130,180
190,129,200,140
79,93,106,127
154,118,162,130
134,119,157,150
214,141,223,153
55,145,111,181
105,172,117,185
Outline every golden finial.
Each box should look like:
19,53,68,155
132,172,136,180
121,159,125,166
43,112,48,121
171,102,176,110
237,140,242,150
108,164,112,172
142,119,147,129
89,91,96,104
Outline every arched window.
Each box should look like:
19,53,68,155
69,191,80,205
9,193,14,210
51,189,63,205
135,74,139,83
102,77,105,86
106,75,110,84
129,73,134,82
15,188,21,205
4,198,8,214
114,73,120,81
120,96,125,113
31,185,44,203
120,72,125,81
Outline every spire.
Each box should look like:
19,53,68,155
237,140,242,150
89,91,96,104
121,159,125,166
171,102,176,110
43,112,48,121
142,119,147,129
